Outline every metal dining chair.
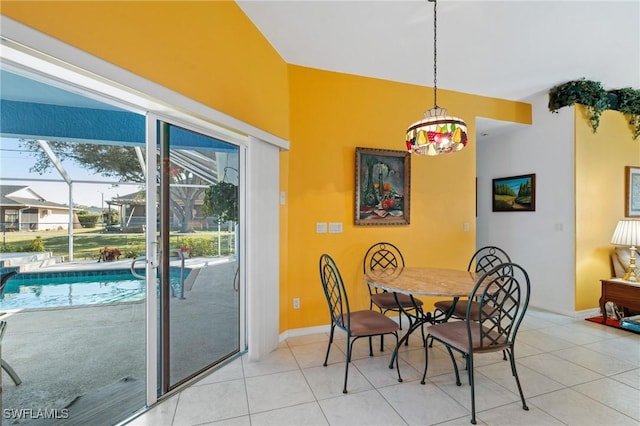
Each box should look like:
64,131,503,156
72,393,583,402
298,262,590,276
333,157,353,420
422,262,531,424
363,242,424,340
319,253,402,393
432,246,511,324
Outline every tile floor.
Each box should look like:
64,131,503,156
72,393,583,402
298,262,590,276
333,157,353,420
128,308,640,426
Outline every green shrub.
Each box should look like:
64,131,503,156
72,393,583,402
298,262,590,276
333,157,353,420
0,237,46,253
77,212,101,228
172,237,233,257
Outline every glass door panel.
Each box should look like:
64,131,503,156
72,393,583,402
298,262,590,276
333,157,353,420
157,121,241,390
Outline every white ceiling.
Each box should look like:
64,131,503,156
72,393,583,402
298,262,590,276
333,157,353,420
237,0,640,136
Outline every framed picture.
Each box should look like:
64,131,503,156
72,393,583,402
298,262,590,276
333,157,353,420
625,166,640,217
355,147,410,225
492,173,536,212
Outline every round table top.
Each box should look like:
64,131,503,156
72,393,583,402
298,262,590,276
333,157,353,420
365,266,478,297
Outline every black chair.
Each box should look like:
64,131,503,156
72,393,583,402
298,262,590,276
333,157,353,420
0,271,22,386
363,242,424,336
319,253,401,393
432,246,511,324
422,262,531,424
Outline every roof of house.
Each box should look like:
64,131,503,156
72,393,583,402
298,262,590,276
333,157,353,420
0,184,71,209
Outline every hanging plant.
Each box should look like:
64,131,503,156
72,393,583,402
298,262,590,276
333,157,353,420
607,87,640,140
548,78,610,132
203,181,238,223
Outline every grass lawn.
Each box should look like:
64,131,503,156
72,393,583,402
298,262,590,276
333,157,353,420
1,228,227,260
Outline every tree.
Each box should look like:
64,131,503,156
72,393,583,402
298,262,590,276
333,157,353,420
20,140,207,233
21,140,144,181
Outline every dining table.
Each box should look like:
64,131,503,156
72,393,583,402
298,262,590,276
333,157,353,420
364,266,479,368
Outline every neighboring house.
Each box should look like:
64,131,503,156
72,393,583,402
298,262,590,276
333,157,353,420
0,185,75,231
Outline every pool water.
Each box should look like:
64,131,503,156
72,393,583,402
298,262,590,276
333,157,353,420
0,272,184,310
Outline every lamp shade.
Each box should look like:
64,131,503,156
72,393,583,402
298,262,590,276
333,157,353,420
405,108,468,156
611,219,640,246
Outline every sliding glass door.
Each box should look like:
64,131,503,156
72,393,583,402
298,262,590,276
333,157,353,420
151,118,242,393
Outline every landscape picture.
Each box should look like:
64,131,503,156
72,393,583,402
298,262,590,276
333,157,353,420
492,174,536,212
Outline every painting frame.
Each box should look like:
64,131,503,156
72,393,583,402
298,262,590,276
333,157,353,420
355,147,410,226
492,173,536,212
625,165,640,217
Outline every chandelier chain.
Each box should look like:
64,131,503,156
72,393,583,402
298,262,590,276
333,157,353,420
432,0,438,108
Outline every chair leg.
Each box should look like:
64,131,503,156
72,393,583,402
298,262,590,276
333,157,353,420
468,354,477,425
369,336,374,356
445,346,461,386
506,348,529,412
323,324,335,367
393,332,403,383
421,335,430,384
343,336,352,394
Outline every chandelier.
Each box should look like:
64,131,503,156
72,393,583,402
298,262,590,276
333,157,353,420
405,0,468,156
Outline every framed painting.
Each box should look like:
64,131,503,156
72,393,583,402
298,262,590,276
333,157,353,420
492,173,536,212
355,147,410,225
625,165,640,217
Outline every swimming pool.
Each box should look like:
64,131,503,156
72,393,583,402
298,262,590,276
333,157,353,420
0,269,188,310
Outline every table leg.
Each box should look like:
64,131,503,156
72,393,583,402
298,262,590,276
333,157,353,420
388,308,432,369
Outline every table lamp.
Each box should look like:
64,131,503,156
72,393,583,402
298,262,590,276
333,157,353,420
611,218,640,281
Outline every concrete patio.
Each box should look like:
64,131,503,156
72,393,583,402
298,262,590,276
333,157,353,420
1,256,239,425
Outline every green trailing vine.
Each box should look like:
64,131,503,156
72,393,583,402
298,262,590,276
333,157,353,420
607,88,640,140
548,79,610,132
548,79,640,139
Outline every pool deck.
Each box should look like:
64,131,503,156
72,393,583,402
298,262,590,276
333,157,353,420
0,255,238,425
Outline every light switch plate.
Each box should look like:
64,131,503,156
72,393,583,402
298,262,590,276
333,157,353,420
316,222,327,233
328,222,343,233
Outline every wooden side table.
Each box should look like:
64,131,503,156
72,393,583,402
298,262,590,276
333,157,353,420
599,278,640,323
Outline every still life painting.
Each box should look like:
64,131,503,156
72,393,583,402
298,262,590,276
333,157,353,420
355,147,410,225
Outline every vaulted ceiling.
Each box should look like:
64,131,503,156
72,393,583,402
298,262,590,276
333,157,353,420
237,0,640,135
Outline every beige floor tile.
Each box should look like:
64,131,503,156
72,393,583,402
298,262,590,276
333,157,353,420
475,401,563,425
318,389,407,426
245,370,315,413
529,388,639,425
241,346,299,378
173,379,249,425
573,377,640,421
517,353,603,386
250,402,328,426
552,345,639,376
123,307,640,426
302,363,373,400
378,381,469,425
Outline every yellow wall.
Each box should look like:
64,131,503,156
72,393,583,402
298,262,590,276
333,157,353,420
1,1,290,139
282,65,530,330
1,2,532,331
575,105,640,310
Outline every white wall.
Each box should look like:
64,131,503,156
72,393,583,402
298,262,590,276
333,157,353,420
476,92,576,315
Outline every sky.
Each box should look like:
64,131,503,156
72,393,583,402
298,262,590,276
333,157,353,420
0,138,141,208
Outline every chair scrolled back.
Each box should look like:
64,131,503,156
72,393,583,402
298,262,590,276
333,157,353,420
468,262,531,351
469,246,511,274
363,242,405,274
319,253,349,330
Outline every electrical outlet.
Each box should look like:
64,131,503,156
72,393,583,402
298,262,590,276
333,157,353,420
293,298,300,309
